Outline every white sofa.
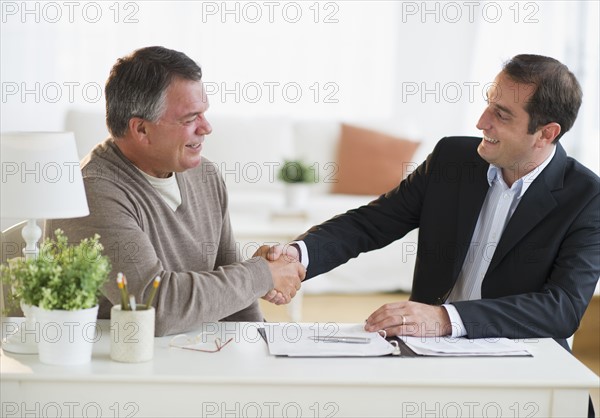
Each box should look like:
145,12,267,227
65,111,423,295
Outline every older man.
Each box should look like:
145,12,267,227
48,46,304,336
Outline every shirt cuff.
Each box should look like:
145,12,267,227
442,304,467,337
291,240,309,269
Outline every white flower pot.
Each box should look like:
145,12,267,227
284,183,311,209
32,305,99,365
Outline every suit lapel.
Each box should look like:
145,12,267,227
487,145,566,273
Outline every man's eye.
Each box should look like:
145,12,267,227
496,111,507,121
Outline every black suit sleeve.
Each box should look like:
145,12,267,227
298,138,439,280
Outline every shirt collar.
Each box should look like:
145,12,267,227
487,145,556,199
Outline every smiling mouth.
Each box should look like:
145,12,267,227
186,143,202,149
483,135,499,144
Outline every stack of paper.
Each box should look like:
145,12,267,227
400,336,531,357
261,323,396,357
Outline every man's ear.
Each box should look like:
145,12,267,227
538,122,561,146
128,117,150,144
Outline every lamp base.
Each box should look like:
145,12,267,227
2,327,39,354
1,304,39,354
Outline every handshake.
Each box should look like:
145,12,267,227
253,244,304,305
252,243,453,338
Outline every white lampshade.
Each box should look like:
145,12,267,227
1,132,89,219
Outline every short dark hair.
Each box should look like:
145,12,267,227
502,54,582,143
105,46,202,138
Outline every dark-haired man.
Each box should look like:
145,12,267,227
48,46,304,336
265,54,599,349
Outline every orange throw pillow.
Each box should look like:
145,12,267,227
331,123,420,195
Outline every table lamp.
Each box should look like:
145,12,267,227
1,132,90,354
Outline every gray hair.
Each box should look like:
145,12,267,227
105,46,202,138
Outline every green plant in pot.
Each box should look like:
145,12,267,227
277,160,317,184
277,160,317,208
1,229,111,365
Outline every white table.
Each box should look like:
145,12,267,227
1,320,598,418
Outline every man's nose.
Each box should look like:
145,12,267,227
476,108,491,131
197,116,212,135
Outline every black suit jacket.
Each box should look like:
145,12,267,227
300,137,600,349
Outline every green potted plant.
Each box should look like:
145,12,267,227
277,160,316,184
0,229,111,365
277,160,317,208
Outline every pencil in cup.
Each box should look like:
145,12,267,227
116,272,129,310
144,276,161,309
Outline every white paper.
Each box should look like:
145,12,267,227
261,323,396,357
400,336,531,357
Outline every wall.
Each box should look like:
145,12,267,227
1,1,599,230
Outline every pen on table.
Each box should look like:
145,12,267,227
144,276,161,309
309,336,371,344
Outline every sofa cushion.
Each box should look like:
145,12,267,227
292,121,341,194
64,110,110,159
202,116,294,191
332,123,420,195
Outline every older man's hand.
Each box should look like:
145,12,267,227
255,244,304,305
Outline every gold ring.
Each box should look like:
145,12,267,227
401,315,406,326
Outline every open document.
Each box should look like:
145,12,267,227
398,336,532,357
259,323,532,357
260,323,397,357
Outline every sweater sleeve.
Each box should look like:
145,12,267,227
48,175,273,337
212,174,267,323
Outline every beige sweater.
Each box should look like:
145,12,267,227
47,139,272,336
